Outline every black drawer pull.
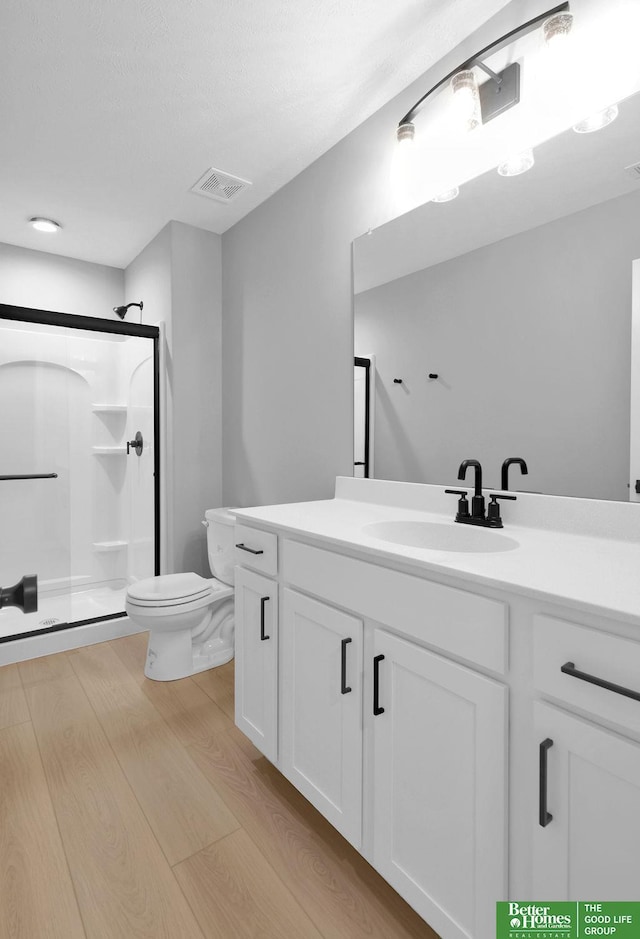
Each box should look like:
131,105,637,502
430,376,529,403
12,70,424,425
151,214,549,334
236,543,264,556
341,638,352,694
561,661,640,703
260,596,270,640
539,738,553,828
373,654,385,715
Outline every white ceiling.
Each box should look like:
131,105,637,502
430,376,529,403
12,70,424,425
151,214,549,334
0,0,512,269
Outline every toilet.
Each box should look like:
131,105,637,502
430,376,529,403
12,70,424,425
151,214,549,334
125,507,236,681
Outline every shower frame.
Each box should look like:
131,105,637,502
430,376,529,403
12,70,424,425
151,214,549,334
0,302,161,642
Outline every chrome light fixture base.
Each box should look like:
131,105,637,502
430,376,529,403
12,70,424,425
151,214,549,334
478,62,521,124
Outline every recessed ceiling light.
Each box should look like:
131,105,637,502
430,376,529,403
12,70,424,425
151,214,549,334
573,104,619,134
29,217,61,233
497,149,535,177
431,187,460,203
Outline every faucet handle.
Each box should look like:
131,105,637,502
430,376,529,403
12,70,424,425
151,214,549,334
487,492,517,528
444,488,470,519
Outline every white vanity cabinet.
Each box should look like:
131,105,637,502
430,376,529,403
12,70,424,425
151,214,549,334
372,629,507,939
234,566,279,762
235,527,508,939
280,589,363,847
533,702,640,901
532,615,640,901
233,480,640,939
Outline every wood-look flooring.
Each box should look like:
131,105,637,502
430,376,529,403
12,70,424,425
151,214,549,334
0,633,439,939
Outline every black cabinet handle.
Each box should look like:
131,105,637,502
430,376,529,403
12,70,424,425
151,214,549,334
373,654,385,715
561,661,640,703
341,638,352,694
539,738,553,827
236,543,264,556
260,596,270,640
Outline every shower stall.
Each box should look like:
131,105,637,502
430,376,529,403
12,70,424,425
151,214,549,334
0,304,160,643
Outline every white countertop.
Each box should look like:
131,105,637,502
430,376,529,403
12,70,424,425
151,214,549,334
233,478,640,626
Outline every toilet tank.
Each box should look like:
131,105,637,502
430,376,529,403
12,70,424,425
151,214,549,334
204,507,237,585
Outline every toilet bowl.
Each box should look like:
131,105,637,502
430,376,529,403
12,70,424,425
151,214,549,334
125,507,236,681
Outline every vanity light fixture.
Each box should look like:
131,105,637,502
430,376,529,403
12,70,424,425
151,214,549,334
432,187,460,203
29,217,61,233
497,148,535,177
396,2,570,149
573,104,619,133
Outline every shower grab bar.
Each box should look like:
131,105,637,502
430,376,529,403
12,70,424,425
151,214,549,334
0,473,58,480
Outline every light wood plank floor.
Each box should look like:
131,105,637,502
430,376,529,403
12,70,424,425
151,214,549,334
0,633,439,939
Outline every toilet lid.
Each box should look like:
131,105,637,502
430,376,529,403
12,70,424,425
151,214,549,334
127,573,212,603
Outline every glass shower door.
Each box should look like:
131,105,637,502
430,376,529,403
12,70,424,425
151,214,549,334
0,319,73,638
0,310,159,642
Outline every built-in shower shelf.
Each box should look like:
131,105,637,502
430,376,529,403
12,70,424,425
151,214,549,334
92,540,128,552
92,404,127,413
92,446,127,455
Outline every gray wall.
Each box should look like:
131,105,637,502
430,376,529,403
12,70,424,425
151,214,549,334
220,3,541,509
0,241,123,315
355,190,640,501
125,222,222,575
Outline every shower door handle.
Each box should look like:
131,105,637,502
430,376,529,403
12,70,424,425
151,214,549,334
0,575,38,614
127,431,144,456
0,473,58,481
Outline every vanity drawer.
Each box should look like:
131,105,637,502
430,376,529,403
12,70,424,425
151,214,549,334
533,615,640,734
282,539,507,673
235,524,278,576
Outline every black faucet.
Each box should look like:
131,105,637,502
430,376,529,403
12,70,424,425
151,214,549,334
458,459,484,519
502,457,528,491
445,458,516,528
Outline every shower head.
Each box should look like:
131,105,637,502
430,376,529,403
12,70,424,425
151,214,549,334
113,300,143,320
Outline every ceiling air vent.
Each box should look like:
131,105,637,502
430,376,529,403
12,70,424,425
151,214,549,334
190,167,252,204
624,160,640,181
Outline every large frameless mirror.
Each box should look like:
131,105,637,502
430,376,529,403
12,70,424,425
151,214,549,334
353,86,640,501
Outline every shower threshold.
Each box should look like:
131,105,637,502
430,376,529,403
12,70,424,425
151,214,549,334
0,582,127,641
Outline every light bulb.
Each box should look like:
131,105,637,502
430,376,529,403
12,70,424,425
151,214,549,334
451,70,481,133
497,149,535,177
396,122,415,146
573,104,619,133
391,122,418,208
543,12,574,49
29,217,61,233
431,187,460,203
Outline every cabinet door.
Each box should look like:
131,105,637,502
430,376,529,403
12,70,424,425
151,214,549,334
372,629,507,939
533,701,640,900
281,589,363,848
234,567,278,762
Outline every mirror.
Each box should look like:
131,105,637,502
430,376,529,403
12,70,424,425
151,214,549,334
353,89,640,501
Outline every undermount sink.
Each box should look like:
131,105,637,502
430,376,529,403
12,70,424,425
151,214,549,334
363,519,520,554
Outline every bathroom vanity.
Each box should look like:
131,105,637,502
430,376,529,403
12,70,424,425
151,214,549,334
233,477,640,939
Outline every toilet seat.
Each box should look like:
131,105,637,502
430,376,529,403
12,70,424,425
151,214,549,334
128,572,211,604
126,591,218,617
